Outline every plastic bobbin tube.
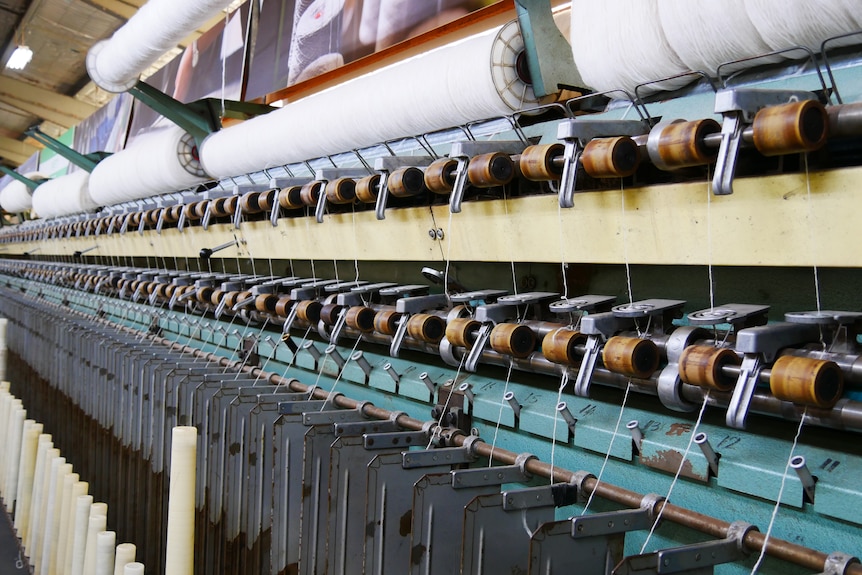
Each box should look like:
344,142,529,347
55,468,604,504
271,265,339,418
95,531,117,575
165,426,197,575
114,543,137,575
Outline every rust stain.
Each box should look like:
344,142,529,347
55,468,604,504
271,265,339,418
666,423,692,436
640,449,707,482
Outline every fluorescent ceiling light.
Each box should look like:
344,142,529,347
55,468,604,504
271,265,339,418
6,46,33,70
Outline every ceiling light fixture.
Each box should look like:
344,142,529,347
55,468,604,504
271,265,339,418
6,45,33,70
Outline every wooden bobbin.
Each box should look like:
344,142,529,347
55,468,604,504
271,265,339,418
144,282,157,294
183,202,202,221
319,303,344,326
193,200,209,219
345,306,376,332
581,136,641,178
278,186,305,210
129,212,142,227
490,323,536,358
373,309,402,335
222,291,247,309
239,192,263,213
146,209,161,226
176,285,196,301
156,283,172,298
210,197,230,217
445,318,481,349
424,158,458,194
257,189,276,211
324,178,357,204
678,345,740,392
196,286,214,303
467,152,516,187
652,119,721,169
295,300,323,324
388,167,426,198
769,355,843,408
300,181,323,206
519,143,564,181
406,314,446,344
164,205,182,223
602,336,660,378
752,100,828,156
209,289,225,306
274,296,294,317
355,175,381,203
542,327,587,365
254,294,279,313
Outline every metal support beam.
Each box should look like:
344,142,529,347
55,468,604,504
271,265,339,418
514,0,584,96
25,127,109,172
0,165,44,189
0,137,38,165
0,77,97,125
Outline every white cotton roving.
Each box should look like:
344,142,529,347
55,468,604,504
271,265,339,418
0,172,45,213
745,0,862,51
88,124,208,207
31,170,97,219
86,0,234,92
200,20,539,179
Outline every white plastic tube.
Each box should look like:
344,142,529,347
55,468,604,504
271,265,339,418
25,435,52,553
54,473,81,575
30,448,60,570
40,462,71,575
164,427,197,575
62,484,90,575
3,406,25,512
82,514,108,575
96,532,117,575
86,0,235,92
124,562,145,575
114,543,137,575
14,421,42,535
70,494,94,575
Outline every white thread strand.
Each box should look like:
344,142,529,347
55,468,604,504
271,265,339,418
581,382,632,515
549,371,569,485
640,392,710,552
750,411,807,574
488,361,516,467
201,20,539,178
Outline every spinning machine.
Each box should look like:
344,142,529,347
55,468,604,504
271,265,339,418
1,0,862,574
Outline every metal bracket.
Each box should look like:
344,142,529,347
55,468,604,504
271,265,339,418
514,0,584,96
712,88,819,195
465,323,493,372
313,168,368,223
657,326,709,413
449,141,524,213
817,553,861,575
268,177,309,226
372,156,433,220
452,452,536,488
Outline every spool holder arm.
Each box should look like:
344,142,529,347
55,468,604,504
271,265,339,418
313,168,369,223
513,0,584,96
373,156,433,220
448,141,525,213
128,80,275,148
556,120,649,208
24,126,109,173
0,165,46,190
711,88,820,196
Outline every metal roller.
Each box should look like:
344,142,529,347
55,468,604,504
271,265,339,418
678,345,741,391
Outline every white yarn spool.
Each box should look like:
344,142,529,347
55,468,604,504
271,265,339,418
0,317,7,380
62,483,89,575
54,473,81,575
14,421,41,535
96,532,117,575
70,494,94,575
745,0,862,51
0,172,45,213
25,435,52,552
82,514,108,575
86,0,234,92
201,20,538,179
30,447,60,569
124,562,145,575
4,407,25,512
570,0,687,94
0,390,10,496
114,543,137,575
31,170,97,219
88,124,207,207
658,0,773,74
164,427,197,575
39,462,71,575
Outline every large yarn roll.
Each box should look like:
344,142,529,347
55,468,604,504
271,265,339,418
88,124,208,207
201,20,539,178
31,170,97,219
0,172,45,213
86,0,234,92
744,0,862,51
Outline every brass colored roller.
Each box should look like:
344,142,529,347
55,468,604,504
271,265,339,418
467,152,515,187
770,355,843,408
325,178,357,204
257,189,276,211
424,158,458,194
210,197,231,217
678,345,740,391
319,303,344,326
239,191,263,213
445,318,481,349
388,167,426,198
752,100,828,157
279,186,305,210
209,289,225,306
196,286,214,304
274,296,294,317
542,328,587,365
581,136,641,178
490,323,536,358
345,306,376,332
373,309,402,335
406,314,446,344
300,181,323,206
602,336,660,378
254,294,279,313
651,119,720,169
519,143,564,181
163,205,182,223
183,202,203,221
295,300,323,324
355,174,381,203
